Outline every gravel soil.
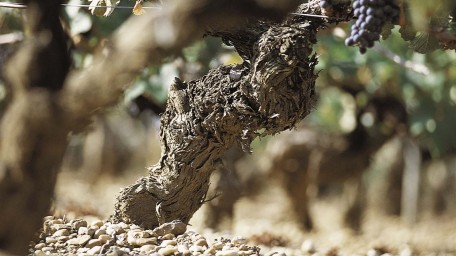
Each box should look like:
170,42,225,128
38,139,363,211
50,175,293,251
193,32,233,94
34,171,456,256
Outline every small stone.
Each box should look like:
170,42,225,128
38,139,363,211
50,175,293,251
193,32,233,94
178,244,190,253
50,219,63,225
53,223,71,231
67,234,91,246
71,219,88,230
77,247,90,253
106,224,124,235
57,235,69,242
195,238,208,247
138,237,158,246
98,234,111,243
161,233,175,240
158,246,178,255
130,224,141,230
86,245,102,255
128,230,150,239
90,220,104,228
34,243,46,250
94,229,107,238
189,245,204,252
161,239,177,247
153,220,187,236
34,250,46,256
232,237,246,245
400,246,413,256
367,249,379,256
140,244,157,253
118,222,129,229
85,238,103,248
216,250,240,256
301,239,316,253
45,237,57,244
204,247,217,254
41,247,54,252
78,227,89,235
212,242,224,250
53,229,69,237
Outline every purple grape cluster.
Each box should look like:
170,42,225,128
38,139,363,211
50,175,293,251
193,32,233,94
345,0,400,54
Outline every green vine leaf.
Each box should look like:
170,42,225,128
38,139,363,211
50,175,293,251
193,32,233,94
381,22,395,40
409,32,441,54
399,24,417,41
88,0,119,17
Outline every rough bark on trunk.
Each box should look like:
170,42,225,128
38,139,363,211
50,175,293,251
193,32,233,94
111,1,345,229
0,0,297,255
0,0,302,254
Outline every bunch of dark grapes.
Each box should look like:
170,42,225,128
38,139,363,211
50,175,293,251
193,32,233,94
345,0,400,54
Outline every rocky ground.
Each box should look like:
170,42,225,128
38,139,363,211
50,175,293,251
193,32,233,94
28,169,456,256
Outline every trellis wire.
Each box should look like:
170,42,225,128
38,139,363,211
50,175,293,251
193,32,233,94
0,2,162,10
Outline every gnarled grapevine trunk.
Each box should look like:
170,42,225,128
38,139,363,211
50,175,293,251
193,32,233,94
0,0,302,254
111,1,343,229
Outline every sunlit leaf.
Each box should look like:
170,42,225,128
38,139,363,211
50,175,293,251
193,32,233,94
133,1,146,16
88,0,119,17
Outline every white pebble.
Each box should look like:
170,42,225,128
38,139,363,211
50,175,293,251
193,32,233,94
301,239,315,253
78,227,89,235
94,229,106,238
140,244,157,253
195,238,208,247
158,246,178,255
86,245,102,255
53,229,69,237
177,244,190,253
161,239,177,246
45,237,57,244
216,249,240,256
189,245,204,252
34,243,46,250
67,234,91,246
367,249,380,256
34,250,46,256
85,238,103,248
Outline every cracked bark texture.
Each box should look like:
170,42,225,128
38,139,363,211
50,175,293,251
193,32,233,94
111,1,338,229
0,0,303,254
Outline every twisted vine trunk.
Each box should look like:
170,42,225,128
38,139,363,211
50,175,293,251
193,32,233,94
111,1,350,229
0,0,303,254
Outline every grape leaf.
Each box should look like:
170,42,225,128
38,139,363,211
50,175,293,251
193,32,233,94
88,0,120,17
381,22,395,40
409,32,441,54
399,24,416,41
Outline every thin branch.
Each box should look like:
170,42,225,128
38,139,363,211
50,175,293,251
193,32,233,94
0,32,23,45
373,45,431,75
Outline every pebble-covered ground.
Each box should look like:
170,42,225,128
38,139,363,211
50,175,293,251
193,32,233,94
31,217,261,256
30,215,437,256
43,169,456,256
